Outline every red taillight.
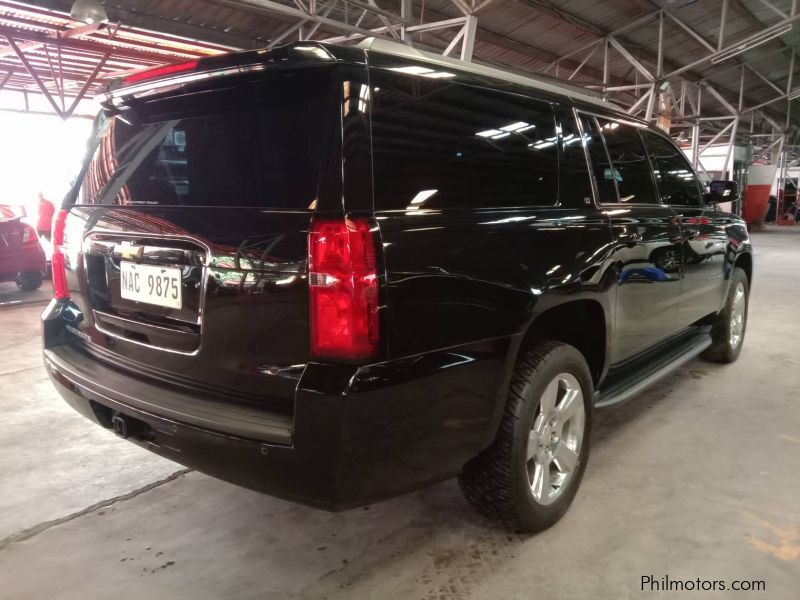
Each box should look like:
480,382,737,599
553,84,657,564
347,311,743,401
21,223,38,246
52,209,69,300
123,60,199,85
308,217,380,361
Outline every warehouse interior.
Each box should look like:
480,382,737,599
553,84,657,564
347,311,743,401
0,1,799,598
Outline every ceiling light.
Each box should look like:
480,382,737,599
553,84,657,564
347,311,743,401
409,189,438,205
711,24,792,64
476,129,503,137
500,122,531,132
70,0,108,24
476,129,511,140
421,71,456,79
390,66,434,75
388,65,455,79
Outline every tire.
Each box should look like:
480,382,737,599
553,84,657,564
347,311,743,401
701,266,749,363
651,246,681,274
16,271,43,291
458,340,593,533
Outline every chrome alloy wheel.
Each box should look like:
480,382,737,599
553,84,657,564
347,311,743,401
729,282,746,349
526,373,586,506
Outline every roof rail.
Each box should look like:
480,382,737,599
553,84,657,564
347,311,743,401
355,37,615,110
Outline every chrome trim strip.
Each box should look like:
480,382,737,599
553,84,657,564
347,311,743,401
82,229,212,356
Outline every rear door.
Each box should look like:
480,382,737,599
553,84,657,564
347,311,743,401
578,113,683,363
60,67,340,413
640,130,728,325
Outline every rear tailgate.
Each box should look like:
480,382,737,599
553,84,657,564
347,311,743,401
55,66,340,417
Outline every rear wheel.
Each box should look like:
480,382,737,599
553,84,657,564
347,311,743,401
702,266,749,363
16,271,43,291
458,341,593,532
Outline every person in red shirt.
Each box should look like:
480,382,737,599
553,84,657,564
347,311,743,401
37,192,55,241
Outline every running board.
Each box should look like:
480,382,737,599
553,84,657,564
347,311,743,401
595,333,712,409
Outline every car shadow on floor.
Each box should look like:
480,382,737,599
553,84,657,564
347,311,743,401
1,359,737,600
87,361,724,599
0,278,52,307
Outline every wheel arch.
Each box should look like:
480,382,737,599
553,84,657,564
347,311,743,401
519,299,609,386
734,251,753,287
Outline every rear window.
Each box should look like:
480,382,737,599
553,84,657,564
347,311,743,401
76,70,334,208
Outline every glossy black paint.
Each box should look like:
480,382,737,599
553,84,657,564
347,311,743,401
606,204,683,362
43,41,753,509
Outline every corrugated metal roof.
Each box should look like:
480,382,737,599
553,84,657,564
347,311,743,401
6,0,800,127
0,0,230,115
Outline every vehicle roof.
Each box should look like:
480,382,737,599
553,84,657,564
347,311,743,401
355,38,618,111
106,38,639,129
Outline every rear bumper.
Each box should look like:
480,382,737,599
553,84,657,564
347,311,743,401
44,325,517,510
44,344,344,509
0,245,46,281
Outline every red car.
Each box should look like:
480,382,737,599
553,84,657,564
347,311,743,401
0,206,46,290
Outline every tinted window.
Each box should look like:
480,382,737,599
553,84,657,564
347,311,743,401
596,118,659,204
641,131,704,206
77,70,333,208
370,70,559,210
579,115,618,204
558,110,594,207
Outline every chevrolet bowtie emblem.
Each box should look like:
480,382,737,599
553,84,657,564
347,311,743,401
116,243,144,260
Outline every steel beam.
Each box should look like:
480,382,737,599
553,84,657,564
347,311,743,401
756,0,788,20
460,14,477,62
443,26,465,57
627,88,653,116
568,42,599,81
63,51,109,118
0,21,99,59
608,36,655,82
400,0,411,40
217,0,393,39
718,0,729,51
4,35,64,117
665,14,800,79
703,83,738,116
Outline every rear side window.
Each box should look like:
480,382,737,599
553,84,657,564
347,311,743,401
595,118,659,204
370,70,559,210
640,130,704,206
77,70,333,208
579,115,618,204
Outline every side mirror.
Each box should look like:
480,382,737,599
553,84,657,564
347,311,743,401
708,180,739,202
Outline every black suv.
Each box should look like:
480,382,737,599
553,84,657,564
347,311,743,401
43,39,752,532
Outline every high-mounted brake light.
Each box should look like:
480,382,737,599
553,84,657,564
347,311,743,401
123,60,199,85
308,218,380,361
51,209,69,300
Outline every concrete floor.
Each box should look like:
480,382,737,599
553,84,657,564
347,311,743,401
1,228,798,600
0,279,52,308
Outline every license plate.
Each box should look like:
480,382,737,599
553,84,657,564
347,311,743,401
120,262,182,309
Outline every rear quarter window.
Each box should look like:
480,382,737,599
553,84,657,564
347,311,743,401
369,70,560,211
